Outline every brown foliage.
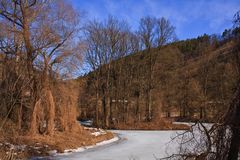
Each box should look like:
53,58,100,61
80,41,238,129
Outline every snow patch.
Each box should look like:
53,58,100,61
96,136,119,146
91,128,107,136
3,143,26,151
48,150,57,156
55,136,119,156
33,146,42,150
84,127,99,131
91,132,102,136
12,144,27,151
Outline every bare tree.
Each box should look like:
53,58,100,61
84,20,104,127
137,16,156,50
0,0,45,134
155,17,176,47
84,16,132,128
136,16,177,121
128,32,141,54
0,0,82,135
31,0,81,135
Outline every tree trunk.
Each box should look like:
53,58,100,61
96,91,100,127
43,61,55,135
30,100,40,135
200,107,203,119
46,90,55,135
105,96,111,128
227,82,240,160
105,62,112,128
18,102,22,131
136,95,141,122
148,90,152,121
228,127,240,160
21,3,39,134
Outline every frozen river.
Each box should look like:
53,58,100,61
54,130,181,160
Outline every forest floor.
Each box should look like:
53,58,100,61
0,120,114,159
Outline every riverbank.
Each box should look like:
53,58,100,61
0,120,114,159
114,119,190,130
55,130,181,160
50,122,212,160
0,119,189,159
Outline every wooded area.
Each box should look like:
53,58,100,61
79,16,240,130
0,0,240,159
0,0,83,136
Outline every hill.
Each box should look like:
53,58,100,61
78,36,239,129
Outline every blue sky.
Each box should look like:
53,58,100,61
68,0,240,40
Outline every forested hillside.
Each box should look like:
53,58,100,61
0,0,240,158
78,33,239,129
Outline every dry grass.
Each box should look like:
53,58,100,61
0,118,114,159
0,131,114,159
115,118,189,130
16,130,113,152
0,79,115,159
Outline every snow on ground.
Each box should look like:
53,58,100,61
84,127,107,137
54,130,181,160
53,123,214,160
91,128,107,136
53,136,120,157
